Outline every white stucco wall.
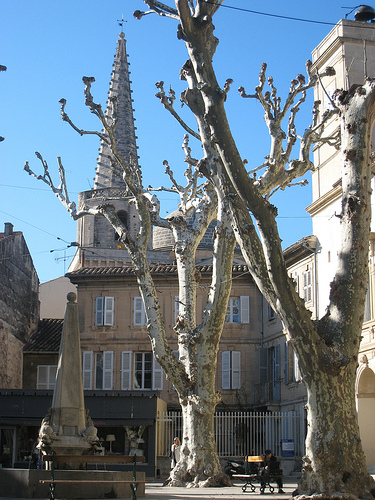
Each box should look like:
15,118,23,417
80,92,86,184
39,276,77,319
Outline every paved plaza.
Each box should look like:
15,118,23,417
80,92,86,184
144,478,298,499
0,478,299,500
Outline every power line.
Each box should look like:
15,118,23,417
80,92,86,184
210,1,375,30
0,209,73,241
216,2,336,26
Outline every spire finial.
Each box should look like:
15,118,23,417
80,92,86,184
118,14,126,33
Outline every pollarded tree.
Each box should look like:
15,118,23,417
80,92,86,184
25,79,239,487
135,0,375,498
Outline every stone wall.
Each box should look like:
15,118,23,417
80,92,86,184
0,228,39,388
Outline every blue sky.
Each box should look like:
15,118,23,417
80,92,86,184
0,1,355,283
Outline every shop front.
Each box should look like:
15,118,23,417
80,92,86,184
0,389,166,478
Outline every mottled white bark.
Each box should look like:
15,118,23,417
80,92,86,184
137,1,375,497
25,78,235,486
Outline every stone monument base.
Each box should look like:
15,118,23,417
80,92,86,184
0,468,145,498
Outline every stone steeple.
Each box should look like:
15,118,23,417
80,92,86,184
94,32,138,189
69,31,170,272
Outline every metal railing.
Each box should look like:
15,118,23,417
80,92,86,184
156,410,303,458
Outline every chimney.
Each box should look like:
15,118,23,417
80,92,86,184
4,222,13,236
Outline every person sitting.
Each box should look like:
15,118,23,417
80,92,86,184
262,449,284,494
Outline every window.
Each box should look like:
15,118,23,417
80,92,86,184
364,276,372,322
268,304,276,321
37,365,57,389
95,351,114,390
114,210,128,241
303,268,312,303
293,351,301,383
292,272,299,293
225,296,250,324
258,346,280,401
284,342,300,384
272,345,281,402
134,297,146,326
83,351,113,390
323,81,336,113
134,352,163,390
259,348,268,384
222,351,241,389
95,296,114,326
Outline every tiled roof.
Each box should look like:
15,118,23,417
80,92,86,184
24,318,63,353
0,231,22,241
67,263,250,278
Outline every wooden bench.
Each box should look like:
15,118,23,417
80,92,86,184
232,455,283,494
39,453,146,500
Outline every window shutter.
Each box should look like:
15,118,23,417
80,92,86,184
273,345,281,401
121,351,132,390
259,348,268,384
103,351,114,390
293,350,300,382
303,269,312,302
104,297,114,326
37,366,48,389
222,351,231,389
49,365,57,389
240,296,250,324
364,278,371,322
294,273,299,294
231,351,241,389
153,356,163,390
174,296,180,322
95,297,104,326
82,351,93,390
284,342,289,385
268,304,275,321
134,297,145,325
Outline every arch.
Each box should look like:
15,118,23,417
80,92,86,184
114,210,128,241
356,364,375,467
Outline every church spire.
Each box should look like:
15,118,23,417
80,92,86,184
94,32,138,189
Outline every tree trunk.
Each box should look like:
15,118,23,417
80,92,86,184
297,365,375,498
169,397,230,487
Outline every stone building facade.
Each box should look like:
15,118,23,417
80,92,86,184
0,223,39,389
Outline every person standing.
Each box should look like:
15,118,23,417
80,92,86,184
170,437,181,469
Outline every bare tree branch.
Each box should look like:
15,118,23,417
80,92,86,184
133,0,179,20
155,81,201,140
24,153,80,218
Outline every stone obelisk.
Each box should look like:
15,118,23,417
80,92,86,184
37,293,97,465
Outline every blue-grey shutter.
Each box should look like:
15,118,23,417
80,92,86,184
231,351,241,389
121,351,132,390
134,297,145,325
104,297,114,326
240,296,250,324
284,342,289,385
259,348,268,384
82,351,93,390
153,356,163,390
95,297,104,326
222,351,231,389
273,345,281,401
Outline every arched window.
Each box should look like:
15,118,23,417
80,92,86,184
114,210,128,240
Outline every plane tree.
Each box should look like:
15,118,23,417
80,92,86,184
134,0,375,498
24,76,240,486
